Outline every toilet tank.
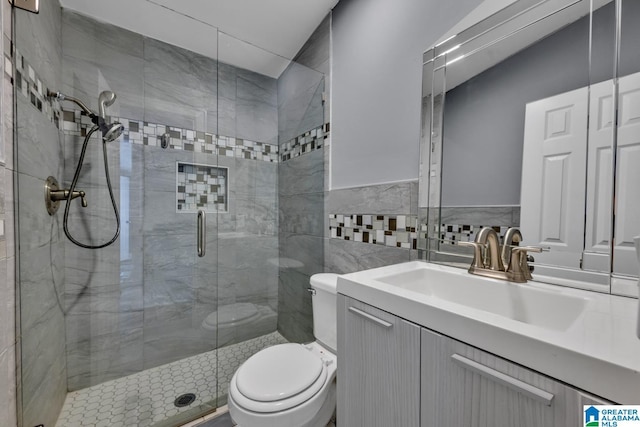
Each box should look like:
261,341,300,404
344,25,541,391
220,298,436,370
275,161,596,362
310,273,339,353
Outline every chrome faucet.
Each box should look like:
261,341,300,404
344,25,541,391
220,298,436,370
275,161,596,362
459,227,546,283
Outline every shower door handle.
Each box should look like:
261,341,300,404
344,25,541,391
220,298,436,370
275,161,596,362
197,210,206,257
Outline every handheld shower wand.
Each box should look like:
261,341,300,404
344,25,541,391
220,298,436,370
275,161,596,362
97,91,124,142
47,90,122,249
48,90,124,143
98,90,117,119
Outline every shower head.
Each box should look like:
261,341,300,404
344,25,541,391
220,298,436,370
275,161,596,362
98,91,117,120
100,121,124,143
47,90,124,143
97,91,123,142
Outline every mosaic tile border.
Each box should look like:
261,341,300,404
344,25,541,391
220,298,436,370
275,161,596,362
61,110,279,162
280,123,329,162
6,48,279,163
7,49,330,164
6,45,62,128
431,223,512,245
176,162,228,213
329,214,418,249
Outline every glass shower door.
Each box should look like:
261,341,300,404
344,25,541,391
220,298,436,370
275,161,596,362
14,4,220,426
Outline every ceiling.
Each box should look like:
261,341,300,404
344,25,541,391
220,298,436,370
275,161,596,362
59,0,339,78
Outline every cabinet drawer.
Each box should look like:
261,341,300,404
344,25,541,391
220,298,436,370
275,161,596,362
421,328,612,427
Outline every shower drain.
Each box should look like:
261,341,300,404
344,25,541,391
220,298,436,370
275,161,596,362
174,393,197,407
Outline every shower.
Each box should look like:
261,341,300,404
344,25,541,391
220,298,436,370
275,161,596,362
12,3,327,424
47,90,124,249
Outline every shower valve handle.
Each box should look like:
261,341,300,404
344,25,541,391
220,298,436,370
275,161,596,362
50,189,88,207
78,191,88,207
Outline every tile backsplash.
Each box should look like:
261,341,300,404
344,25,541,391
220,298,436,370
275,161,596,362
280,123,329,162
329,214,418,249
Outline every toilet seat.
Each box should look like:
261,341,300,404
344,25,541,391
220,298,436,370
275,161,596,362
229,343,330,413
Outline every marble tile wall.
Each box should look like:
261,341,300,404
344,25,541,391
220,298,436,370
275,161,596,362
60,129,279,389
277,63,325,145
277,150,325,343
61,9,278,146
60,10,280,390
11,1,67,426
291,15,331,132
0,1,16,426
324,181,420,274
276,15,329,343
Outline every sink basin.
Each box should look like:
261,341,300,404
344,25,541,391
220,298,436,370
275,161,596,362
375,264,588,331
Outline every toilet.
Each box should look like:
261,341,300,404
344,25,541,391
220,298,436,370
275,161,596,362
228,273,339,427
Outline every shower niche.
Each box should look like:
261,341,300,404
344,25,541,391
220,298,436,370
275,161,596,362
176,162,228,213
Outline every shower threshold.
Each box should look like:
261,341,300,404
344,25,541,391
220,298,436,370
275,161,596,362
55,331,288,427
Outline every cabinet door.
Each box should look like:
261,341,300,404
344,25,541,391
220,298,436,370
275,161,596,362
337,295,420,427
421,329,612,427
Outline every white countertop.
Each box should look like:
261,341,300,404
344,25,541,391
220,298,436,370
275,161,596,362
337,261,640,404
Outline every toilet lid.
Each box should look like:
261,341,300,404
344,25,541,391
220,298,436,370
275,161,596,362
236,343,324,402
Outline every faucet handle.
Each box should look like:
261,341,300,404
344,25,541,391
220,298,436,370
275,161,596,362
508,246,549,281
511,246,549,254
458,241,486,270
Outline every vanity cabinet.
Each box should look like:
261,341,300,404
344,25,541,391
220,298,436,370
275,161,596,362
420,328,610,427
337,295,421,427
337,295,611,427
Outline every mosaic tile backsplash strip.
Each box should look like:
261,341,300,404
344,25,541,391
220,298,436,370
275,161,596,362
280,123,329,162
8,47,280,163
9,47,331,166
431,224,512,245
329,214,418,249
8,47,62,128
62,110,280,163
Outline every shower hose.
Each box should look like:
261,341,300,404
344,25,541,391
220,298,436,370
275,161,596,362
63,125,120,249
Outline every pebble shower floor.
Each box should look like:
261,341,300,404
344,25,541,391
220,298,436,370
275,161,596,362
55,332,288,427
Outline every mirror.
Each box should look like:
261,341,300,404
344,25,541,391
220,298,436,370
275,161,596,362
419,0,640,295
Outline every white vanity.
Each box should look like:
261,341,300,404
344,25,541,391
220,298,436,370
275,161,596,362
336,261,640,427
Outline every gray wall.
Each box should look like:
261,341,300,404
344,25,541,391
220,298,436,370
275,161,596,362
13,1,68,426
0,0,17,426
330,0,483,189
440,3,621,206
61,10,280,390
277,16,328,343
